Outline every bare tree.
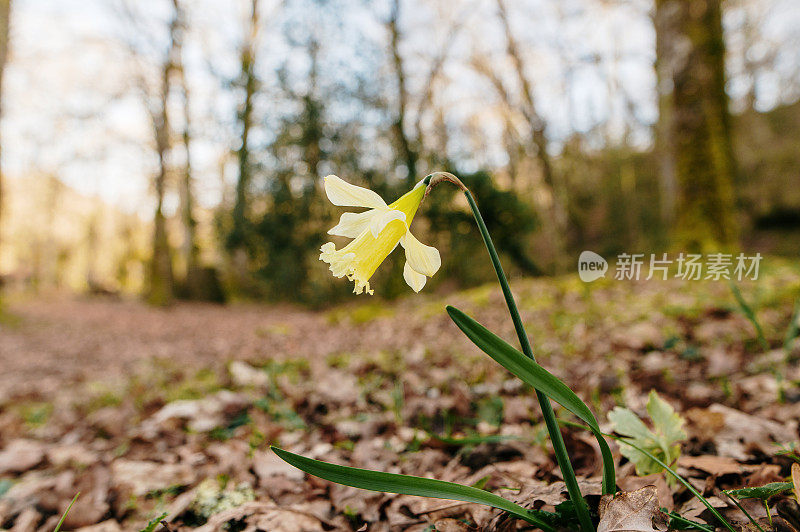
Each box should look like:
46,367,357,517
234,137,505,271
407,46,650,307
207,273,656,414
0,0,10,278
495,0,557,197
470,0,568,270
172,0,199,288
386,0,417,186
726,0,782,110
118,0,199,304
143,1,183,305
500,0,566,268
230,0,259,250
413,21,462,169
228,0,259,281
386,0,463,181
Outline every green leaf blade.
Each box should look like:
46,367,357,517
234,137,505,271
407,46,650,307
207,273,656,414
53,493,80,532
729,282,768,350
270,447,556,531
727,482,793,501
446,305,616,494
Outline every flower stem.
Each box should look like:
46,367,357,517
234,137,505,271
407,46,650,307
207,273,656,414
463,189,595,532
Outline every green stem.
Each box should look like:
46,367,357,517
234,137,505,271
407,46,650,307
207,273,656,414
722,491,766,532
664,511,715,532
464,189,595,532
765,499,773,528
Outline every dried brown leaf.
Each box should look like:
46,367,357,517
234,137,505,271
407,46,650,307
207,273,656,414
792,462,800,502
194,502,325,532
434,517,473,531
678,455,743,476
597,486,665,532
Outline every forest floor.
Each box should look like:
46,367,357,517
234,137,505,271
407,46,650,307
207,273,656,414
1,261,800,531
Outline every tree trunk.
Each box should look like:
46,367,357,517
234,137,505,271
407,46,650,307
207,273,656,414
178,73,198,278
387,0,417,186
149,123,174,305
226,0,259,292
149,141,174,305
0,0,10,282
173,0,199,286
147,4,180,306
656,0,738,250
231,0,258,254
653,1,677,228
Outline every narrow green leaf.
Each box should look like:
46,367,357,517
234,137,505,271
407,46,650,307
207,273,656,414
727,482,793,501
446,305,616,494
730,282,768,350
53,493,80,532
430,434,519,446
785,299,800,352
665,510,715,531
271,447,557,531
721,491,767,532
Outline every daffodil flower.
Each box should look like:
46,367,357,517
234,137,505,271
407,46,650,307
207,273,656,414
320,175,441,295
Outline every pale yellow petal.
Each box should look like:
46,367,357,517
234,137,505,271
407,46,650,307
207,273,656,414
370,209,406,238
324,175,387,209
400,231,441,277
403,261,427,292
328,210,378,238
320,176,433,296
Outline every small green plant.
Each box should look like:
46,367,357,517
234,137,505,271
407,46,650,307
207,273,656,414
608,390,686,482
726,482,794,528
727,482,794,500
730,281,769,350
140,512,169,532
17,401,53,427
730,284,800,402
208,410,251,441
777,442,800,462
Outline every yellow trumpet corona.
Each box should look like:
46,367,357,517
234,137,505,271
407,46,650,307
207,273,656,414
320,175,441,295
